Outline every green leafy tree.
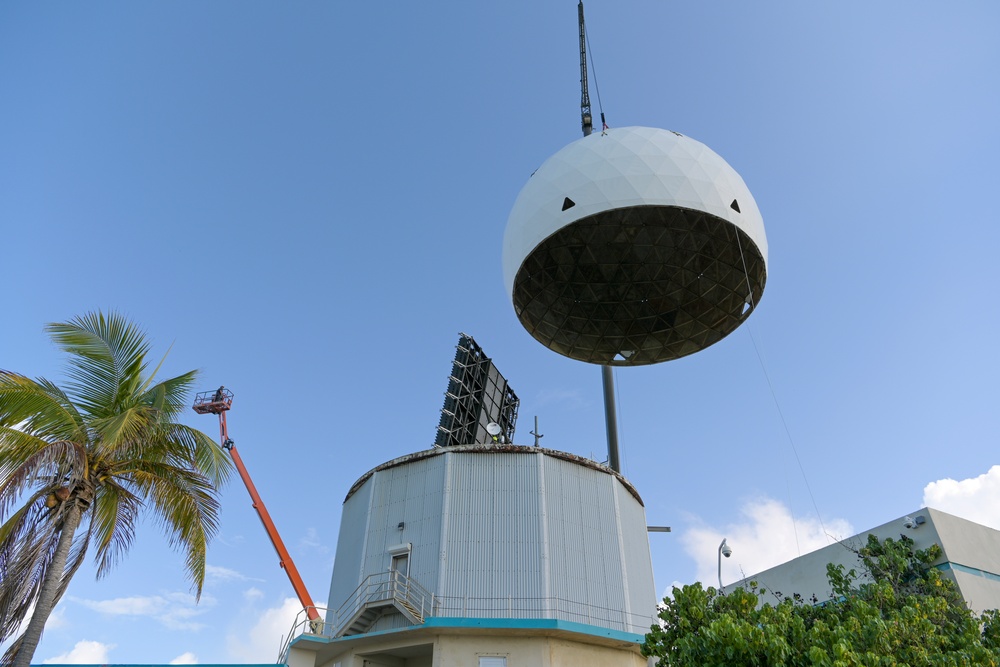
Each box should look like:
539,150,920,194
0,312,232,667
643,534,1000,666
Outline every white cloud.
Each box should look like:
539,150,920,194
158,593,215,631
169,651,199,664
923,466,1000,531
77,594,163,616
243,587,265,602
226,597,301,663
43,640,114,664
206,564,261,583
218,534,247,548
298,528,331,561
681,497,853,588
299,527,326,551
661,581,687,601
43,606,67,630
70,592,216,631
0,603,66,655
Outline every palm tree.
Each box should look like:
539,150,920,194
0,311,232,667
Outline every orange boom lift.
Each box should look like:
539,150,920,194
193,388,322,629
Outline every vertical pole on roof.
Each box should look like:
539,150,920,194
580,1,621,474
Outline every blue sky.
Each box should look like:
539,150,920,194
2,1,999,663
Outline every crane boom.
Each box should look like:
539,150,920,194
193,389,322,626
579,1,592,137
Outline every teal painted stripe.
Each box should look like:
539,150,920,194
424,616,645,643
294,623,422,644
936,561,1000,583
287,617,647,650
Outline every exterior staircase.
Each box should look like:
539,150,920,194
334,571,432,637
342,605,386,636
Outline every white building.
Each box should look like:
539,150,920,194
732,508,1000,614
284,444,658,667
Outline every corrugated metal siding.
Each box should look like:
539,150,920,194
410,456,446,591
543,456,629,625
327,476,374,618
615,479,657,632
536,452,552,604
326,446,656,633
369,609,419,633
438,450,545,605
360,456,445,590
545,457,586,610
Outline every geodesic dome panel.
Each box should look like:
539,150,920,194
502,126,768,366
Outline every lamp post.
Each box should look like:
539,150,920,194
718,538,732,593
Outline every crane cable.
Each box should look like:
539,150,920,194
583,16,609,131
737,235,830,553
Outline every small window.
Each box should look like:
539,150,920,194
479,657,506,667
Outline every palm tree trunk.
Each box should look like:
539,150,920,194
12,502,83,667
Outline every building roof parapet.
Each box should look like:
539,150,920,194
343,444,643,505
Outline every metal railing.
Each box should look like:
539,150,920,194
277,606,328,663
335,570,434,631
278,584,656,663
277,571,433,662
429,595,653,634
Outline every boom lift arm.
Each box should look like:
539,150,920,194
193,388,322,628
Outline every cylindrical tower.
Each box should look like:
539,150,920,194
287,445,656,667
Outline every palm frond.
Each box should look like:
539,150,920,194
1,310,231,664
89,407,156,460
141,370,200,421
166,424,233,488
2,634,24,666
108,424,231,492
1,501,89,661
89,480,141,580
0,427,50,480
0,493,60,641
45,312,151,419
30,379,88,443
0,487,54,558
136,340,175,397
0,441,87,520
0,533,49,639
130,463,221,599
0,373,86,445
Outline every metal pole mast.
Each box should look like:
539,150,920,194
578,1,621,473
579,1,593,138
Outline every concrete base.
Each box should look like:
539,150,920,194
287,623,648,667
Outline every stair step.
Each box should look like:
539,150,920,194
334,573,433,637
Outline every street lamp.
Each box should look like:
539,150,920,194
718,538,732,593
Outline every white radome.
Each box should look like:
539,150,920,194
502,126,768,366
